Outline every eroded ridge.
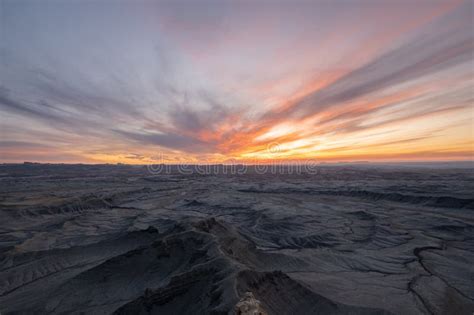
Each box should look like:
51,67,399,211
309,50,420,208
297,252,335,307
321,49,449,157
0,164,473,314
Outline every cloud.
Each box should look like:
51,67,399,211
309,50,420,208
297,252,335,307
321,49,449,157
114,129,212,153
0,141,52,149
0,0,472,162
234,3,473,154
280,11,472,122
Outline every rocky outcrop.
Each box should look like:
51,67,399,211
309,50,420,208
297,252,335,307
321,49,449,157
235,292,267,315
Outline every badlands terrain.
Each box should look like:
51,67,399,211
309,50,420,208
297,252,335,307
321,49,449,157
0,164,473,314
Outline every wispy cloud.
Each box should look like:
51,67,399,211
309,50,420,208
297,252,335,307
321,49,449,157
0,0,472,163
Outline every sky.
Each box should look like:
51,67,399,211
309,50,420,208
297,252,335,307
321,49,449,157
0,0,473,164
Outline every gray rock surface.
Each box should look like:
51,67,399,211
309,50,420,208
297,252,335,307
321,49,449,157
0,164,473,314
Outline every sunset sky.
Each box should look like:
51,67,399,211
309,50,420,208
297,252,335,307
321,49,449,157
1,0,473,164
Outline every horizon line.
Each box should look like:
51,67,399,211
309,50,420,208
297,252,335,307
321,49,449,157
3,160,473,166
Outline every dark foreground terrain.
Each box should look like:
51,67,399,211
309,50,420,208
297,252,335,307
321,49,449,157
0,164,473,314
